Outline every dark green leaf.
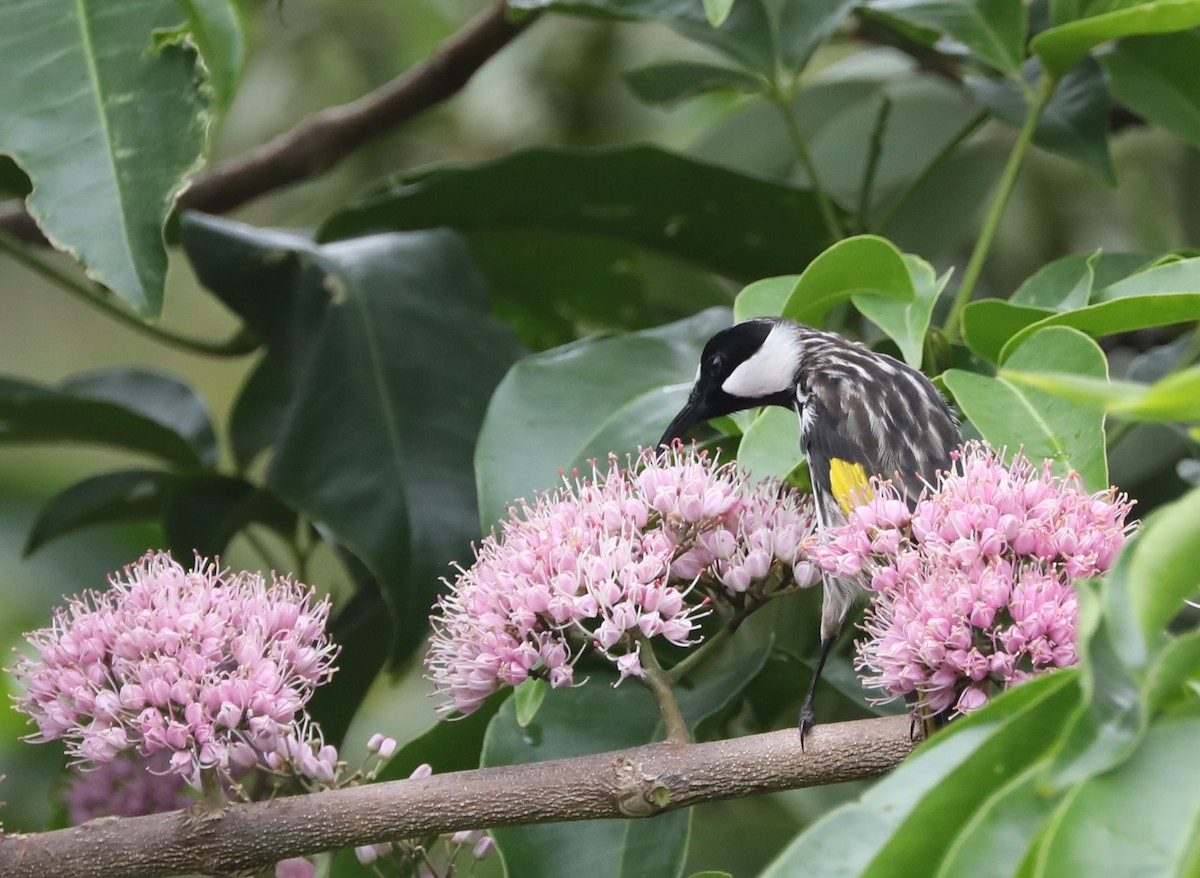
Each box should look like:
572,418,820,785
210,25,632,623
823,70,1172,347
1146,630,1200,713
760,673,1080,878
943,326,1109,489
475,309,731,529
781,235,914,326
624,61,764,105
161,475,294,560
0,373,208,469
1101,31,1200,149
867,0,1028,76
63,366,218,467
467,227,731,352
1031,0,1200,77
182,213,525,661
24,469,170,555
0,154,31,197
320,147,834,282
374,691,508,783
228,358,291,469
1034,714,1200,878
507,0,777,75
0,0,210,316
966,58,1114,182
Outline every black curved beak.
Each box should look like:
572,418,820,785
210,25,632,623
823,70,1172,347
658,391,710,447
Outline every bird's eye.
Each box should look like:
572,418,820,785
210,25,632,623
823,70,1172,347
705,353,724,372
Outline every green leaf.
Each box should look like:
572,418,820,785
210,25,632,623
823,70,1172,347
1001,295,1200,361
1101,31,1200,149
772,0,859,71
161,475,294,561
761,673,1080,878
1146,629,1200,713
733,275,800,322
781,235,914,326
507,0,777,75
1031,0,1200,77
182,213,525,661
515,678,548,727
943,326,1110,489
1128,487,1200,641
374,691,508,783
0,0,211,316
1010,251,1148,310
320,146,835,282
960,300,1051,364
0,373,210,469
932,761,1062,878
736,407,805,482
866,0,1028,77
998,367,1200,422
623,61,764,105
853,254,948,368
62,366,218,467
475,309,731,529
173,0,245,114
24,469,171,555
0,155,31,197
1034,714,1200,878
482,642,771,878
702,0,735,26
966,58,1114,182
1097,253,1200,299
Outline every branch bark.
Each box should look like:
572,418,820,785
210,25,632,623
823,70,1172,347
0,716,916,878
0,1,533,244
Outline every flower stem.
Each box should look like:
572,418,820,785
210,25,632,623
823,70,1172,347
943,75,1056,342
768,90,845,241
636,636,691,744
0,227,259,357
664,624,731,685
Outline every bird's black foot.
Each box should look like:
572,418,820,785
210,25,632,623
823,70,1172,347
798,700,815,751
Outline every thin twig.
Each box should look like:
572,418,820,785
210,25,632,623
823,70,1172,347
0,716,916,878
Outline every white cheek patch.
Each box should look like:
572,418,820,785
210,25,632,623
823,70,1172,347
721,326,800,398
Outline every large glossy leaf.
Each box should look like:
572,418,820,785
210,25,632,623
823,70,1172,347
781,235,913,326
1031,0,1200,77
507,0,777,75
733,275,800,322
760,673,1080,878
1033,714,1200,878
966,58,1114,182
943,326,1109,490
482,642,772,878
181,213,525,660
866,0,1028,76
1101,31,1200,150
0,0,210,316
0,372,210,470
24,469,171,556
319,147,834,282
161,475,294,561
475,309,731,529
1127,487,1200,642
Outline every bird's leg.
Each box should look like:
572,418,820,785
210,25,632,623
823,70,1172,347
798,634,836,749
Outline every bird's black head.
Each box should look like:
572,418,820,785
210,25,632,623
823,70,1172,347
659,318,805,446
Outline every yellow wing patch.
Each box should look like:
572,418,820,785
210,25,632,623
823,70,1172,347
829,458,873,514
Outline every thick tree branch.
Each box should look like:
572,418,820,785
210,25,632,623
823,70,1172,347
0,716,916,878
0,1,533,244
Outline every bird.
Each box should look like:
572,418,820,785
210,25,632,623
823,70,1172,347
658,316,960,743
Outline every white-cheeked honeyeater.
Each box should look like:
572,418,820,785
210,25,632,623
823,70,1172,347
659,317,961,742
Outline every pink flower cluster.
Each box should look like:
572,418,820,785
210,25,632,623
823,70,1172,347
11,552,339,787
64,750,191,824
809,442,1135,718
426,446,818,717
